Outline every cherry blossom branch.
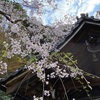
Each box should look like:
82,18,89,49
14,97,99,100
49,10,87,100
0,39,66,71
0,10,22,24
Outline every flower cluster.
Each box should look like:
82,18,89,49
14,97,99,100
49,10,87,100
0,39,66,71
33,96,43,100
0,61,7,74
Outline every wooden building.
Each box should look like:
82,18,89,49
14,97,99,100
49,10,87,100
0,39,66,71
0,14,100,100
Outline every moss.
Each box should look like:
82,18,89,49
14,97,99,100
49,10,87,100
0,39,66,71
4,56,26,72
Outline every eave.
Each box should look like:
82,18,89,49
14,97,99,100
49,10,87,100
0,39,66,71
56,15,100,51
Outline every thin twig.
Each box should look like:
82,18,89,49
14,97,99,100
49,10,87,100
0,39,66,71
59,77,69,100
13,71,31,99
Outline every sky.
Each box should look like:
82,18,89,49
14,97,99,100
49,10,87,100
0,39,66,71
10,0,100,25
41,0,100,25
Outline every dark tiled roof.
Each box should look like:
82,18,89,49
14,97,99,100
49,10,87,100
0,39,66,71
56,14,100,50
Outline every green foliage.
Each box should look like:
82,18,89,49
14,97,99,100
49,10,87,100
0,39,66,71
27,55,37,64
49,51,92,98
1,0,9,2
2,50,7,58
49,52,78,68
0,90,13,100
13,3,23,11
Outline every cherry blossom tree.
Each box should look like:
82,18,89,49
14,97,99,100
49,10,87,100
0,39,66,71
95,10,100,19
0,0,92,99
0,0,76,74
